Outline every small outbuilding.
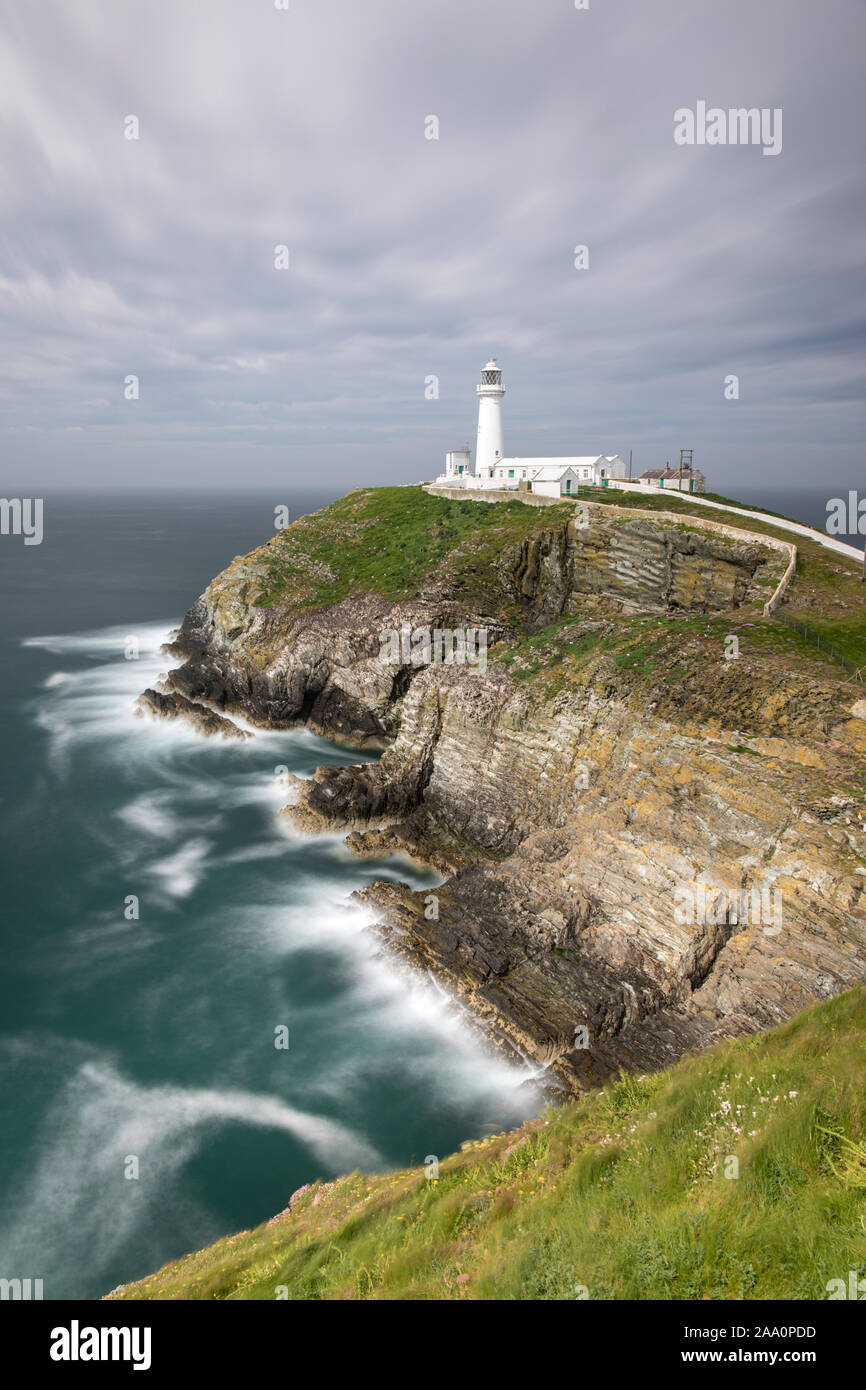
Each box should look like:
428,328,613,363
638,465,706,493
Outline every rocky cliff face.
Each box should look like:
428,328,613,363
148,506,777,742
139,488,866,1092
295,657,866,1090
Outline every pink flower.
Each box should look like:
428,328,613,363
456,1274,470,1285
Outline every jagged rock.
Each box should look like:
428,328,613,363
135,689,250,740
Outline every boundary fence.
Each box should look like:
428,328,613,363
774,609,863,682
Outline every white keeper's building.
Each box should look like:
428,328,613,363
434,359,628,496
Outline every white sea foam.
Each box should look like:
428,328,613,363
116,792,183,840
147,837,212,900
0,1053,382,1295
238,889,542,1106
222,841,289,865
24,620,190,763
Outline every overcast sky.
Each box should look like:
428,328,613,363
1,0,864,494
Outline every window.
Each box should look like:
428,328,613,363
508,470,514,478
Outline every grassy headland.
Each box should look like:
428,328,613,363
242,484,866,675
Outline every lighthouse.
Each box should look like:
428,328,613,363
475,358,505,479
432,358,630,493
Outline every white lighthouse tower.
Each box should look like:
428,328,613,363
475,358,505,479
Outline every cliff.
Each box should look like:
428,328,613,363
139,485,866,1092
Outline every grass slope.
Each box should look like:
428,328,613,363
253,487,572,618
107,988,866,1301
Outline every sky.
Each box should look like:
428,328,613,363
1,0,864,495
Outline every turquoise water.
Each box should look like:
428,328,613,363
0,494,541,1299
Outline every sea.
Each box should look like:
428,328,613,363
0,483,856,1300
0,489,544,1301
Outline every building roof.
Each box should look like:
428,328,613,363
640,466,701,480
498,457,604,479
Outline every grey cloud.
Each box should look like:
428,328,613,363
0,0,864,491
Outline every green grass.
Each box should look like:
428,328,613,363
489,605,857,701
251,486,572,613
106,987,866,1301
